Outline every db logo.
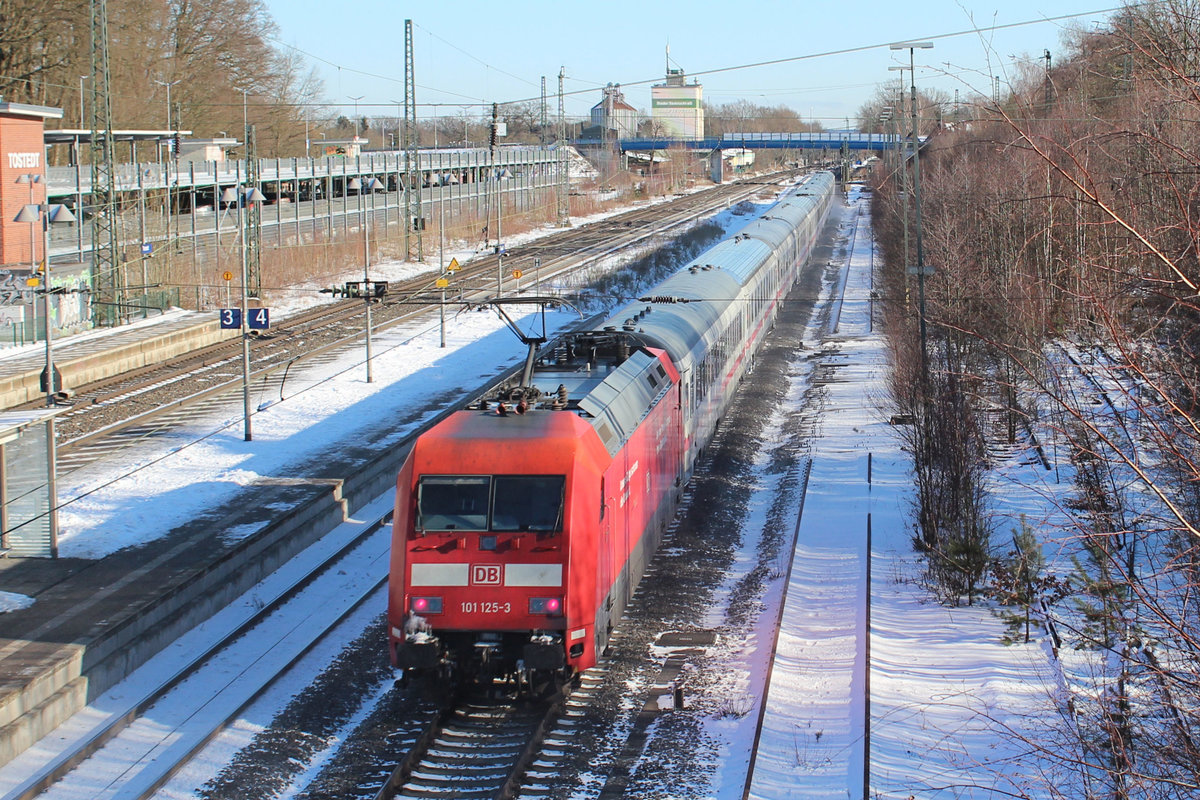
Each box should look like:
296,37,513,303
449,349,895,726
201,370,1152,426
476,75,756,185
471,565,502,585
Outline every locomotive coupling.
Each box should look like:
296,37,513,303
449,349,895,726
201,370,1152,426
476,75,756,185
524,633,566,670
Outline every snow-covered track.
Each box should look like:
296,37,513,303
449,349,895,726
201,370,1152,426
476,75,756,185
741,458,813,793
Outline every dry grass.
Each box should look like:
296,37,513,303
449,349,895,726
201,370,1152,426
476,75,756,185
155,179,706,311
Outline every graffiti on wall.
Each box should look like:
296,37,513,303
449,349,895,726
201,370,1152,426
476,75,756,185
0,269,34,305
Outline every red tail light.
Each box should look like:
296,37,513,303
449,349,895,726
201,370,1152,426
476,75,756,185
411,596,443,614
529,597,562,615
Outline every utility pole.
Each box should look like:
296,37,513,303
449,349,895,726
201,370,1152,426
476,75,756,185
1044,50,1053,110
490,102,503,296
556,66,569,227
89,0,121,327
403,18,422,261
888,65,910,303
245,123,261,297
891,41,934,379
540,76,548,141
484,102,495,251
437,124,446,349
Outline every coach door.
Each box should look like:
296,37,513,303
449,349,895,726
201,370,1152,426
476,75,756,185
598,477,615,638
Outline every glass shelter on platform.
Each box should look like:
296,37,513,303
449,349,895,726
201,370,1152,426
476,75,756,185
0,408,61,558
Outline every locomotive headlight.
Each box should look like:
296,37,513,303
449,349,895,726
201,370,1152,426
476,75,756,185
529,597,563,615
411,596,443,614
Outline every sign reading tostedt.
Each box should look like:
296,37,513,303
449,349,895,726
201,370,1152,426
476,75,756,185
7,152,40,169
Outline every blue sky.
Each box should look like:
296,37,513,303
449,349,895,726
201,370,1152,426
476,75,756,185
263,1,1125,127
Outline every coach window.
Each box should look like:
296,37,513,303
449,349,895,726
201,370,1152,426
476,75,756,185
417,476,490,531
491,475,566,532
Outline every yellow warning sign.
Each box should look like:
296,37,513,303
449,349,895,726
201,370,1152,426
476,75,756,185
512,269,523,279
25,277,39,287
222,271,234,281
447,258,460,272
435,278,449,288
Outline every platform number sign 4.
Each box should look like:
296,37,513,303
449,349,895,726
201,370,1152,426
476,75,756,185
247,308,270,330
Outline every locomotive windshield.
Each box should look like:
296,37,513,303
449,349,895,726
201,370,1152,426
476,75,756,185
417,476,490,530
492,476,565,531
416,474,565,532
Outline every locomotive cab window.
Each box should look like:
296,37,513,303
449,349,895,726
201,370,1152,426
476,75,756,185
417,476,490,530
416,474,566,533
492,475,565,532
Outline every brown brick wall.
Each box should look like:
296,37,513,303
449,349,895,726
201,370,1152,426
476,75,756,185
0,115,48,270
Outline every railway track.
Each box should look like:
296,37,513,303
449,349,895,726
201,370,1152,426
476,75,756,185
376,691,563,800
2,500,397,800
25,176,790,460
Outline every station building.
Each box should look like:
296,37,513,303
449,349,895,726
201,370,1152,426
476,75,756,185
0,101,62,270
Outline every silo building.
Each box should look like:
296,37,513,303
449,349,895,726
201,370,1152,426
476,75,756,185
590,84,638,139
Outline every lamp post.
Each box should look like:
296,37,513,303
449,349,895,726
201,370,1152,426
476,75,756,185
348,176,383,382
221,184,266,440
890,41,933,378
887,66,911,293
348,95,364,140
15,174,42,270
15,203,76,406
153,78,181,134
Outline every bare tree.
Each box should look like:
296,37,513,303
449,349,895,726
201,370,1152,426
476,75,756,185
874,2,1200,791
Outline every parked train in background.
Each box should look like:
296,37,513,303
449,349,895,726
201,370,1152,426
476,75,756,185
388,171,837,687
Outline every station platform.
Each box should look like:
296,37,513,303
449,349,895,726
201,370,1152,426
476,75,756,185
0,305,423,772
0,413,414,774
0,311,237,410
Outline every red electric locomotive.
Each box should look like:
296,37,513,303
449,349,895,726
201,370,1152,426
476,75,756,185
389,172,835,685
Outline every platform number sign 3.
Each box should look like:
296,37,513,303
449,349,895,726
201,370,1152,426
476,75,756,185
219,309,241,329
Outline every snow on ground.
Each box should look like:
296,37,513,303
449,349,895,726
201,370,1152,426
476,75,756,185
0,494,396,800
0,592,33,613
746,188,1061,798
0,180,790,798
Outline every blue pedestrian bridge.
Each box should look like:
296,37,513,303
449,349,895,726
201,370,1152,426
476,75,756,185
609,131,924,152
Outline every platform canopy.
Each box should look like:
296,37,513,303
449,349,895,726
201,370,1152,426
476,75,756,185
43,128,194,145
